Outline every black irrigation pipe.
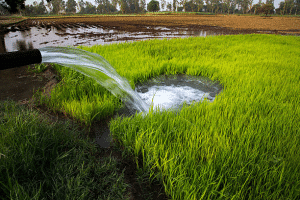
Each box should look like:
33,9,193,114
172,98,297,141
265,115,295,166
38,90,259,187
0,49,42,70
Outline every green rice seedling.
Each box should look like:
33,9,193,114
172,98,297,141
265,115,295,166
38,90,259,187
37,34,300,198
27,63,48,73
106,34,300,199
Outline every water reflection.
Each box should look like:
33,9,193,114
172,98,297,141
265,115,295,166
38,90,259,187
14,40,34,51
3,23,225,52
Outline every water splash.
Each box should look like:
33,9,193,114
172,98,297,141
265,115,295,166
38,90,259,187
135,74,223,111
39,46,149,113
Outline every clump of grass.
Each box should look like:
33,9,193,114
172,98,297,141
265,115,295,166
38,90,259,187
0,100,129,199
27,63,48,73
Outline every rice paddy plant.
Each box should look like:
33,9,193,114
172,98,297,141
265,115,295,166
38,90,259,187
40,34,299,199
102,34,299,199
0,100,129,199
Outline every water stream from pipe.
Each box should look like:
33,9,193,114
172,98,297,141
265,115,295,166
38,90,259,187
39,46,222,117
39,46,149,113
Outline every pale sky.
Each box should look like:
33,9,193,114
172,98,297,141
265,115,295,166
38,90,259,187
24,0,282,9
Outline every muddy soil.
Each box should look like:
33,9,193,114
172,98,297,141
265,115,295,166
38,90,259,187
9,14,300,35
0,65,57,102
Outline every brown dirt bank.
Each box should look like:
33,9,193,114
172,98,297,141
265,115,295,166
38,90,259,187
0,16,27,27
18,14,300,35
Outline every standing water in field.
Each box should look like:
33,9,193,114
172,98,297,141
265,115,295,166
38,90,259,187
39,46,149,113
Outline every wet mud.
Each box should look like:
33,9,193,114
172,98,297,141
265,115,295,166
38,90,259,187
5,14,300,35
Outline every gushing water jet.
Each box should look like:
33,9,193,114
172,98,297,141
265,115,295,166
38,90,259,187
0,47,149,113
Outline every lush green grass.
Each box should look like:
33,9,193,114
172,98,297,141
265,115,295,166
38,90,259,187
37,34,300,199
108,35,300,199
0,100,130,199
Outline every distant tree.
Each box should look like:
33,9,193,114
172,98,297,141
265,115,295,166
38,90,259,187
77,0,85,13
51,0,64,14
66,0,76,13
20,0,46,16
223,0,230,14
178,0,186,11
140,0,146,11
211,0,220,13
0,0,25,13
126,0,139,13
231,0,238,14
0,2,9,14
46,0,51,12
96,0,116,13
166,2,172,10
184,0,197,11
118,0,141,13
0,2,10,14
84,1,96,13
247,0,253,13
119,0,128,13
260,2,274,15
38,0,47,14
161,0,166,10
278,0,300,15
22,4,33,15
147,0,159,11
295,0,300,14
205,0,212,12
194,0,203,12
240,0,250,14
172,0,177,11
111,0,117,7
134,0,140,12
250,3,261,14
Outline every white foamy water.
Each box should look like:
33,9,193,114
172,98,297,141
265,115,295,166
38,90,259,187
39,46,149,113
137,85,213,111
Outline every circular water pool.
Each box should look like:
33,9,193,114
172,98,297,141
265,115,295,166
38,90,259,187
135,74,223,111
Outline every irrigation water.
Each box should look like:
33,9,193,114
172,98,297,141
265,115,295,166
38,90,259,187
39,46,149,113
39,46,222,114
135,74,222,111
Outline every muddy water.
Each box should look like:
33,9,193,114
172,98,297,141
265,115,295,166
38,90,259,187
3,23,225,52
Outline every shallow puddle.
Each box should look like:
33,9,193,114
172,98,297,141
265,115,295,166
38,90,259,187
3,23,225,52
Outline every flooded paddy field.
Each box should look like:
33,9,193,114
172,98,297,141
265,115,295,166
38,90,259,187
1,14,300,52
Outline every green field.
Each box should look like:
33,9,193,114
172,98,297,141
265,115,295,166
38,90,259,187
1,34,300,199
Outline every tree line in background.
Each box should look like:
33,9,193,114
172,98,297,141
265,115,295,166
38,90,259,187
0,0,299,15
